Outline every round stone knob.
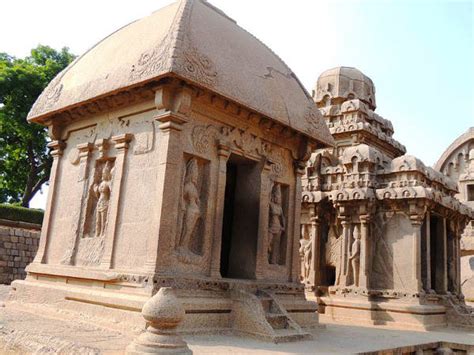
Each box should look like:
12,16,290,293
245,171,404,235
126,287,191,354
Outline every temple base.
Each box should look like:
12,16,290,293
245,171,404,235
317,296,447,330
8,271,319,340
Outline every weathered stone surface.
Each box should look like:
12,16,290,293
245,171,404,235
10,0,330,344
300,67,474,330
27,0,333,147
435,127,474,301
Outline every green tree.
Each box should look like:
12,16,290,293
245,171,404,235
0,45,75,207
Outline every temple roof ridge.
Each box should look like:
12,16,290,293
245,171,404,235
28,0,334,146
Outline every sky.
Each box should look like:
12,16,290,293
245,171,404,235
1,0,473,209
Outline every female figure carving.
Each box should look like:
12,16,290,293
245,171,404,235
93,161,113,238
268,183,285,264
349,226,361,287
299,229,312,282
179,158,201,252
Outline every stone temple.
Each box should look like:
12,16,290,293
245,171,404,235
435,127,474,301
7,0,474,348
10,0,333,342
300,67,474,329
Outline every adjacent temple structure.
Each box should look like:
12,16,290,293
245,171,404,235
300,67,474,329
435,127,474,301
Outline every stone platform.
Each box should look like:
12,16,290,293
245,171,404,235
1,286,473,354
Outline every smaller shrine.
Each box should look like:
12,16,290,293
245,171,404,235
300,67,474,329
435,127,474,301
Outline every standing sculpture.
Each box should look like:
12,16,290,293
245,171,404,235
299,230,312,282
268,183,285,264
349,226,361,287
93,161,113,238
179,158,201,253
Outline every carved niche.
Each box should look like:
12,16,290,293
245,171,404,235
299,224,312,283
76,158,116,266
176,156,209,263
268,183,287,265
325,225,342,286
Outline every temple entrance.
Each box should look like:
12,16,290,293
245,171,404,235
220,155,260,279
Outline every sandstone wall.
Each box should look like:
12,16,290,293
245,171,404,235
0,219,40,284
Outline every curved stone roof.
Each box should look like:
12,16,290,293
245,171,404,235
28,0,333,146
435,127,474,172
315,66,376,110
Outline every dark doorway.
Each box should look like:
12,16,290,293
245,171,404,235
220,155,260,279
430,214,446,293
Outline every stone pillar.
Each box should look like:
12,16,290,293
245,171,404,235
425,212,432,291
290,162,306,282
359,215,370,289
100,134,133,269
409,215,423,293
339,219,350,286
62,142,94,265
255,159,273,280
309,214,320,288
145,113,187,272
456,228,462,295
209,142,230,278
33,140,66,264
441,217,448,293
145,85,191,273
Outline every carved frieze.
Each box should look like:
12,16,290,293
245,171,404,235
177,45,217,87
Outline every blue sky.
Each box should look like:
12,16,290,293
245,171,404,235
1,0,473,208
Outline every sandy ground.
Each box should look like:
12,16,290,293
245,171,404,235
0,285,473,354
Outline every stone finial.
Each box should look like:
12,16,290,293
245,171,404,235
126,287,191,354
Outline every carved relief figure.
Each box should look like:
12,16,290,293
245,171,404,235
179,158,201,253
299,226,312,282
349,226,361,287
93,160,113,238
268,183,285,264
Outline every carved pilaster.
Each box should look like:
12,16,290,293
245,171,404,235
441,217,448,293
310,216,320,288
339,218,350,287
100,134,133,269
209,143,230,278
290,161,306,282
146,86,190,272
61,142,94,265
424,212,432,291
32,140,66,264
255,158,273,280
409,213,424,293
359,214,370,289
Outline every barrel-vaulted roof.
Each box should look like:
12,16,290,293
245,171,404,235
28,0,333,146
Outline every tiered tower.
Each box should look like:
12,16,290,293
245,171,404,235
300,67,474,329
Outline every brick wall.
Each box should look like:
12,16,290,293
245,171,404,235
0,219,40,284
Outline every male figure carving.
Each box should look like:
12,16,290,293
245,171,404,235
268,183,285,264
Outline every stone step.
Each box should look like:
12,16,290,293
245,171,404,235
272,329,312,343
260,299,272,312
265,313,288,329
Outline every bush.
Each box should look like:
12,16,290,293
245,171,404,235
0,204,44,225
